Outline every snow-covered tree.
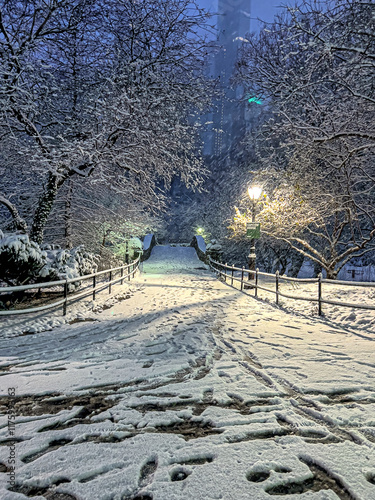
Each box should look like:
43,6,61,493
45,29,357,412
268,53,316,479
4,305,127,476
231,155,375,279
0,0,214,244
230,0,375,278
42,175,163,258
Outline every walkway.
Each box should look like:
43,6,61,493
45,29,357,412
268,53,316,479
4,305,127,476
0,246,374,499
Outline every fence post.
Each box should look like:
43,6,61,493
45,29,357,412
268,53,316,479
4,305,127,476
224,263,227,282
231,266,234,286
275,270,279,305
318,273,322,316
109,270,112,294
63,279,68,316
93,275,96,301
128,263,131,281
255,268,259,297
241,266,244,291
121,267,124,285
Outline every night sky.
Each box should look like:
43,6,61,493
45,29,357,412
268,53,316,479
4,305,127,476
199,0,285,31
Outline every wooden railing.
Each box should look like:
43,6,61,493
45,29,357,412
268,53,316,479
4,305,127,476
0,257,140,317
209,258,375,316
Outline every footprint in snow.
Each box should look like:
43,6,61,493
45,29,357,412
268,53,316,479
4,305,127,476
139,457,158,488
247,458,354,499
169,455,214,482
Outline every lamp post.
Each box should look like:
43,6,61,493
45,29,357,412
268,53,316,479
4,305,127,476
247,186,262,281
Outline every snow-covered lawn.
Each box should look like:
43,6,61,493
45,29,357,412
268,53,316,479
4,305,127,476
1,246,375,499
243,274,375,336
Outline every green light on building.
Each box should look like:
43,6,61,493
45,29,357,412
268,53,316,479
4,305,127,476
248,97,262,105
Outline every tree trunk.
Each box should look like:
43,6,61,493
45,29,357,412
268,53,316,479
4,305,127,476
289,252,304,278
64,180,73,249
326,267,338,280
30,173,60,245
313,260,323,278
279,258,287,275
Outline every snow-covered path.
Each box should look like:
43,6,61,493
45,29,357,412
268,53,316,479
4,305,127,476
1,246,375,500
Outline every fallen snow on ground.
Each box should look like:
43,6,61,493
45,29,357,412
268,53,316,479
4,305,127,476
0,277,137,338
1,246,375,500
247,275,375,336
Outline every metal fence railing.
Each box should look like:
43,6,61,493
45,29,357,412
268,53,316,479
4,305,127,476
0,257,140,317
209,257,375,316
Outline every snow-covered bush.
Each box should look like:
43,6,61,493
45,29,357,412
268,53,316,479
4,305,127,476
0,231,99,286
40,245,99,282
206,239,223,253
206,239,223,262
128,237,143,260
0,231,47,285
109,236,143,264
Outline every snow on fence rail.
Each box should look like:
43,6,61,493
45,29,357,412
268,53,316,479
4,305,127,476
209,257,375,316
0,257,140,317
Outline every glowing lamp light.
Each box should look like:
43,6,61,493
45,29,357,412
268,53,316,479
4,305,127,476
248,186,262,200
197,227,203,233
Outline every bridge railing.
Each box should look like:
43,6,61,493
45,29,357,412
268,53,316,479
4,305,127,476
208,257,375,316
190,235,207,262
142,234,156,261
0,257,140,317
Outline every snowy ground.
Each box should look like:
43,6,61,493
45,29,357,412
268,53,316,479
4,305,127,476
233,274,375,337
1,245,375,500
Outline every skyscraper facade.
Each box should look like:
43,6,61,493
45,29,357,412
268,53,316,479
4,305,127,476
205,0,251,156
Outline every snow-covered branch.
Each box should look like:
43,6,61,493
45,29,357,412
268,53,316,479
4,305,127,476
0,193,27,233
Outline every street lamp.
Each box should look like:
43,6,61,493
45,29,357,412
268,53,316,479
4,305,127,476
247,186,262,281
248,186,262,202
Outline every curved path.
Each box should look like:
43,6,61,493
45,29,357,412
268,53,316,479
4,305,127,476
0,246,375,499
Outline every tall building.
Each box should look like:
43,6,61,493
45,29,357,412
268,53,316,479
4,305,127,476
204,0,251,156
